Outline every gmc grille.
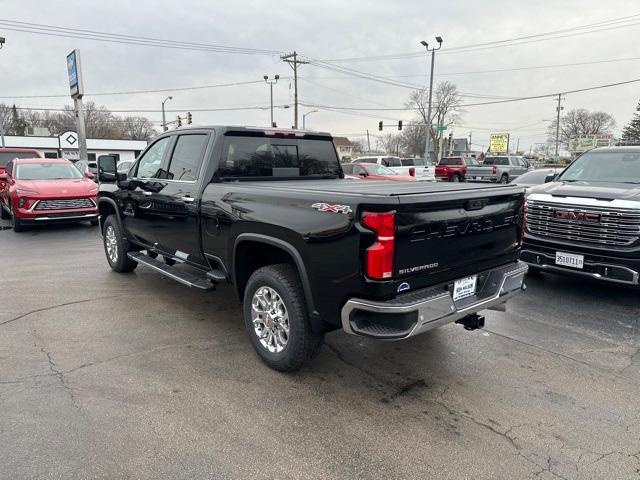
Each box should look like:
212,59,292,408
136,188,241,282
526,200,640,247
34,198,95,211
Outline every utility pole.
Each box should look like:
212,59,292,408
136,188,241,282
366,130,371,152
281,51,308,129
468,131,472,152
420,36,443,164
515,138,520,154
162,96,173,132
0,113,5,147
554,93,563,161
263,75,279,127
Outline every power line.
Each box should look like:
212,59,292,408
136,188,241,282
0,19,281,55
12,104,291,113
300,77,640,111
0,79,272,99
320,13,640,62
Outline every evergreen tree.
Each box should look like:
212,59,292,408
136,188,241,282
10,104,28,136
622,100,640,143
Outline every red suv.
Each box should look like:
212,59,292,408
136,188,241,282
0,158,99,232
435,156,472,182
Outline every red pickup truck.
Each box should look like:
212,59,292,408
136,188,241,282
435,156,479,182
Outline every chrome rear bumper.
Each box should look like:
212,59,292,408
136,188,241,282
341,261,528,339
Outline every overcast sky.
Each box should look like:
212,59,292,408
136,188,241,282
1,0,639,151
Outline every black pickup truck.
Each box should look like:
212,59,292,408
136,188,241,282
97,126,527,371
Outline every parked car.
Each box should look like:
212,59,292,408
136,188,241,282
96,126,527,372
511,168,564,190
342,162,416,181
117,160,135,173
522,146,640,286
435,156,478,182
466,155,531,183
74,160,98,182
352,155,433,181
0,148,43,187
0,158,99,231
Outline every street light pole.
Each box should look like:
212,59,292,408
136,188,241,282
162,96,173,131
420,37,443,164
264,75,279,127
554,93,563,161
302,109,318,129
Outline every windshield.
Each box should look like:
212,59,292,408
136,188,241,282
558,151,640,184
0,152,39,168
365,164,397,175
16,163,84,180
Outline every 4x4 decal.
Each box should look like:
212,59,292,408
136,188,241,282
311,203,352,215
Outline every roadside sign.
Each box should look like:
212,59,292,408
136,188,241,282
568,137,596,152
436,125,447,131
66,49,84,98
490,133,509,153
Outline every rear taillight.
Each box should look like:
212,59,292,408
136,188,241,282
492,165,497,175
362,211,395,279
408,167,416,177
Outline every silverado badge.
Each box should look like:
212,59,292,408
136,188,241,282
311,203,352,215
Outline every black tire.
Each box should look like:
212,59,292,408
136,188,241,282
0,204,10,220
103,215,137,273
451,174,461,183
243,264,324,372
499,174,509,184
11,211,24,232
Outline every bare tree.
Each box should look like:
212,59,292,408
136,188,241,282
377,133,402,155
0,104,15,137
547,108,616,146
399,123,428,157
407,81,463,158
121,116,157,140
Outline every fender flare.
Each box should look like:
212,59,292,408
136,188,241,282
233,233,319,323
97,197,122,231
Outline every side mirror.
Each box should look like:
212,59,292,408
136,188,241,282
0,172,7,181
98,155,117,183
85,171,95,180
544,173,557,183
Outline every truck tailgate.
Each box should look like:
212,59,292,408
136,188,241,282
466,166,492,178
394,189,523,278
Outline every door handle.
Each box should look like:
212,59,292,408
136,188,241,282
142,191,153,196
181,196,195,203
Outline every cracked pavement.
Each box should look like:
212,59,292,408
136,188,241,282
1,223,639,479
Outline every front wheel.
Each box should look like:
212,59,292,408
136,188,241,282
103,215,137,273
243,264,324,372
0,204,10,220
499,174,509,184
11,212,24,232
451,174,460,183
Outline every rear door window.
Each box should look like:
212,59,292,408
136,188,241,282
483,157,509,166
401,159,414,166
439,157,461,165
384,157,401,167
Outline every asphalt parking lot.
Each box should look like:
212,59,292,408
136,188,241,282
1,221,639,480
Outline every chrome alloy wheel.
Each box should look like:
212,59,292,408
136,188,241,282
251,286,289,353
105,225,119,263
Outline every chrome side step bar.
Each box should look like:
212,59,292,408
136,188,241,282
127,251,216,290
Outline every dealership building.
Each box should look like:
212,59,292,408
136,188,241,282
1,131,147,162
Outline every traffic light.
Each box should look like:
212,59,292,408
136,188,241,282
398,120,402,131
186,112,193,125
378,121,383,131
177,115,182,127
447,132,453,153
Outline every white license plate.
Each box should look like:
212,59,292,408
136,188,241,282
475,176,482,180
555,251,584,269
453,275,477,301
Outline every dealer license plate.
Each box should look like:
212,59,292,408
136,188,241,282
555,251,584,269
453,275,477,301
476,176,482,180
